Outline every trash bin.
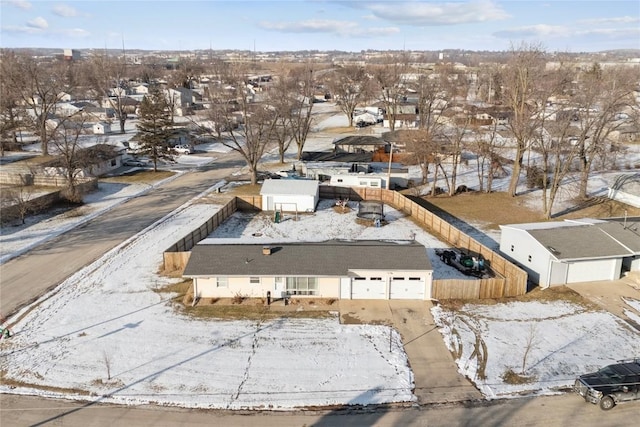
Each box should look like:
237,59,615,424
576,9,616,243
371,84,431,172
275,211,281,223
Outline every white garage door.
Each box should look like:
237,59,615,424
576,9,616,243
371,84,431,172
390,277,425,300
566,259,617,283
351,278,386,299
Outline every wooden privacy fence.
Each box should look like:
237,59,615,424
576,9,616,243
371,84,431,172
326,186,528,298
164,186,527,298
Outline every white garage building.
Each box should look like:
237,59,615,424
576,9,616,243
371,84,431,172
500,218,640,287
260,179,319,212
183,240,433,301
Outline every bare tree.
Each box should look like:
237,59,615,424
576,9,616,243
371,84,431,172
571,65,637,200
0,51,26,156
198,64,279,184
85,53,131,134
502,43,547,197
287,64,316,160
369,54,409,131
471,122,508,194
49,115,91,203
4,52,75,155
327,65,371,127
268,70,295,164
521,323,539,375
1,178,41,225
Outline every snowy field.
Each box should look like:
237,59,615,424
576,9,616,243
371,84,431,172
432,299,640,399
0,200,416,409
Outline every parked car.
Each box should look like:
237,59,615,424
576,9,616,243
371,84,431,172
123,158,147,167
173,144,194,155
573,358,640,410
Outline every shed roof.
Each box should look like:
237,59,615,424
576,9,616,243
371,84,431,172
260,179,319,196
183,240,432,277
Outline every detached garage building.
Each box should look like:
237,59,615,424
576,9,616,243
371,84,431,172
183,239,433,300
500,218,640,287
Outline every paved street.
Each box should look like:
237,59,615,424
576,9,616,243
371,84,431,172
1,393,637,427
0,153,245,318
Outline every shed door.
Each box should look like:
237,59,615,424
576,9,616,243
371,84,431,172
390,277,425,300
351,277,386,299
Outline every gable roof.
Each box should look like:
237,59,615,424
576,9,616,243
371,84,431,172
260,179,319,196
183,240,432,277
528,225,633,260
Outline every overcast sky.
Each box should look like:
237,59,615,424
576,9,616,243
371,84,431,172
1,0,639,53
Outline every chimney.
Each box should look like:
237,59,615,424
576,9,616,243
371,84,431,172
262,246,272,256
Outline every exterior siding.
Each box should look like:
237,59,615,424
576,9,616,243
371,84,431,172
500,228,551,286
194,276,340,299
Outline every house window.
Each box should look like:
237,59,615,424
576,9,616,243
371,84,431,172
216,277,228,288
359,180,368,186
528,255,532,262
250,277,260,284
286,277,318,295
370,181,379,187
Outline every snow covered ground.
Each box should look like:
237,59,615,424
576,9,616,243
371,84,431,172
0,200,417,409
432,299,640,399
2,103,639,409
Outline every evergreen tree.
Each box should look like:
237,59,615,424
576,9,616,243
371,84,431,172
136,88,173,171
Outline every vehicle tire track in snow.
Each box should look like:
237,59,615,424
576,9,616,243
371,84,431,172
227,315,265,408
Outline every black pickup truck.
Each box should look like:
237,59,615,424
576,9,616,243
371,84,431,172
573,358,640,410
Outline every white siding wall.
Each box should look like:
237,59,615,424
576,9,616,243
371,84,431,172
193,276,340,299
500,228,552,286
266,194,317,212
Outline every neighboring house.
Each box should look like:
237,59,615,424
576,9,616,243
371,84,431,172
608,173,640,208
500,218,640,287
183,239,433,300
132,84,149,95
260,179,319,212
93,122,111,135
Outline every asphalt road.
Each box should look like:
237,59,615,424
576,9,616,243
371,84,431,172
1,393,636,427
0,152,245,318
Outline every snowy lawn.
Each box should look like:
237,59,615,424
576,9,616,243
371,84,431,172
432,300,640,399
0,201,416,409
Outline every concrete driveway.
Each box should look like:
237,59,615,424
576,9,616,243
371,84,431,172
567,272,640,331
338,300,482,404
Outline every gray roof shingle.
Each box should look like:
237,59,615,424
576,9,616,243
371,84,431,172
183,240,431,277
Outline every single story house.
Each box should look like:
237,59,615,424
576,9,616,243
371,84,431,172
183,239,433,301
260,179,319,212
500,218,640,287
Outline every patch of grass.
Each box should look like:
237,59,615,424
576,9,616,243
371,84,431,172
154,279,192,296
101,170,175,184
502,368,536,385
185,304,334,320
0,370,93,395
438,286,599,311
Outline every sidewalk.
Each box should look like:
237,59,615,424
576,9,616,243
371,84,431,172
338,300,482,405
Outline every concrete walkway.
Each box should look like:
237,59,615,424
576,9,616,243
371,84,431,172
338,300,482,405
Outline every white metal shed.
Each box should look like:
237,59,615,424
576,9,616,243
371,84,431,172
260,179,319,212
